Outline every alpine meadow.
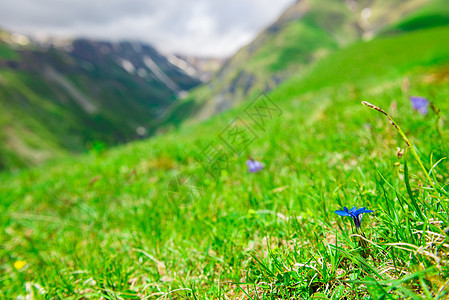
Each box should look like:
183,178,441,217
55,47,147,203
1,0,449,299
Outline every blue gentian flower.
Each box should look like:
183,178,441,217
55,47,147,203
409,96,429,115
246,158,263,173
335,206,373,228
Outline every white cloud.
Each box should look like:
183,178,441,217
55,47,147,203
0,0,294,57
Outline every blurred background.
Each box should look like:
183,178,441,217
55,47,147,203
0,0,448,171
0,0,294,170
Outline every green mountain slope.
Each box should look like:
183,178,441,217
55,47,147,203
0,35,200,170
278,25,449,96
380,0,449,34
1,24,449,298
168,0,447,124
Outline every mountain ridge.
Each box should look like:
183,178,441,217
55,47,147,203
0,32,202,169
177,0,444,122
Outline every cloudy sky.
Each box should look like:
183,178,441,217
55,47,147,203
0,0,294,57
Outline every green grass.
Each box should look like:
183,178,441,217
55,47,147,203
1,26,449,299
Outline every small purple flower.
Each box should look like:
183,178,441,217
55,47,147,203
246,158,263,173
410,96,429,115
335,206,373,228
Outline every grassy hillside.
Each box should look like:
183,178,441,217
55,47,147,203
380,0,449,34
1,23,449,298
279,25,449,96
171,0,443,124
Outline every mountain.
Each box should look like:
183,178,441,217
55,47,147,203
168,54,224,83
0,32,201,170
174,0,448,122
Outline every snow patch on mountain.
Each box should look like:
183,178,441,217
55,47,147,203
143,55,180,92
120,59,136,74
45,67,97,114
166,54,197,77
